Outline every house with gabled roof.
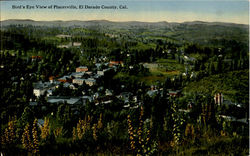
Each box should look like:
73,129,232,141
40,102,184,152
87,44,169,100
76,66,88,72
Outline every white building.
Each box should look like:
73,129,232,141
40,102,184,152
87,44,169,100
85,78,96,86
33,88,47,97
73,78,96,86
73,78,85,85
97,70,104,76
33,82,56,97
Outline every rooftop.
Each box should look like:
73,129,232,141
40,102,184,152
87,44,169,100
77,66,88,69
33,81,55,89
48,97,81,105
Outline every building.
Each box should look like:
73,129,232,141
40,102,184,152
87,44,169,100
73,42,81,47
49,76,55,83
76,66,88,72
73,78,85,85
82,96,93,104
85,71,93,76
97,70,105,76
70,72,84,78
46,89,53,97
168,90,181,97
97,68,111,76
33,82,56,97
33,83,47,97
31,56,42,62
109,61,123,67
118,92,133,103
95,63,102,70
105,89,113,96
63,82,71,88
72,78,96,86
47,96,82,105
147,90,158,97
85,78,96,86
69,84,77,90
57,76,72,83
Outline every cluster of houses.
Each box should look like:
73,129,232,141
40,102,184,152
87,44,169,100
32,61,128,106
32,59,184,113
57,66,98,86
33,61,118,97
31,58,248,127
32,57,188,106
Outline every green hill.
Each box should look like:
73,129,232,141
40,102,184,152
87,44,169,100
184,70,249,104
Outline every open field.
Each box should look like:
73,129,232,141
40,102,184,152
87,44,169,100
140,58,185,85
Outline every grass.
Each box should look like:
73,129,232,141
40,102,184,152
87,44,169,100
137,58,185,85
42,36,64,45
129,42,156,51
180,136,248,156
139,75,166,85
156,58,185,72
158,134,249,156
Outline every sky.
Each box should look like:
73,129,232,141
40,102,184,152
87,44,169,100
0,0,249,24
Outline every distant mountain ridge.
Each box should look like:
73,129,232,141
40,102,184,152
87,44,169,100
0,19,248,29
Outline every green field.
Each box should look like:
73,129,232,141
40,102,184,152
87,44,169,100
114,58,185,85
139,58,185,85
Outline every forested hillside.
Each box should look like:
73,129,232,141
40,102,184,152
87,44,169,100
0,20,248,155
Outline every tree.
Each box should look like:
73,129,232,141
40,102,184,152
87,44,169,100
209,63,215,75
216,58,223,73
200,62,206,71
19,107,34,128
194,61,200,71
171,52,175,59
164,77,172,90
56,104,72,125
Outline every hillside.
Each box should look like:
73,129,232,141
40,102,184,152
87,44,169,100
1,19,248,46
184,70,249,104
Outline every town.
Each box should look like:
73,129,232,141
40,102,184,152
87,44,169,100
0,20,249,155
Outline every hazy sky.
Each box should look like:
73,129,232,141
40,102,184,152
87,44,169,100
0,0,249,24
